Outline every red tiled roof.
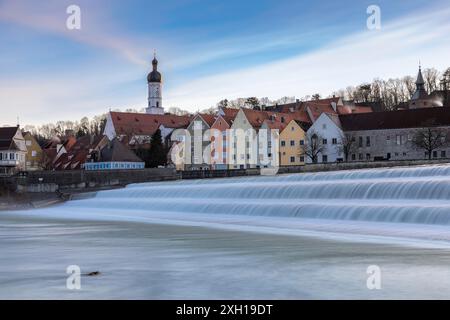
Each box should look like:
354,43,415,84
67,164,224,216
339,107,450,131
198,113,217,127
110,112,191,137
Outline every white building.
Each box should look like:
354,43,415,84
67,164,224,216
305,112,344,163
0,126,27,175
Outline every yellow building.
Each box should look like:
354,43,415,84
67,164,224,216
23,131,44,170
279,119,308,166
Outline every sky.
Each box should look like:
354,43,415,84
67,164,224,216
1,0,450,126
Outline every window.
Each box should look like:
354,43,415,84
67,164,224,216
246,142,250,148
268,141,272,148
332,138,337,145
366,153,371,160
281,140,286,147
268,153,272,158
403,152,407,156
31,150,37,157
246,154,250,160
442,151,447,158
433,151,438,158
322,124,327,130
359,153,363,160
290,140,295,146
26,140,32,146
366,136,371,147
358,137,363,148
291,126,294,131
300,156,305,162
290,156,295,163
322,139,328,145
396,135,401,145
351,154,356,161
322,155,328,163
387,153,391,159
300,140,304,145
10,153,14,160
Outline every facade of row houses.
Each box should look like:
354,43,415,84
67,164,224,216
184,113,216,171
305,113,345,163
339,108,450,162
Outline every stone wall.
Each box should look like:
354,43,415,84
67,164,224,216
11,168,179,193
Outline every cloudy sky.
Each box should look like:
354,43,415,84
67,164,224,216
1,0,450,126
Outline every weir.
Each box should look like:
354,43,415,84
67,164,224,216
51,164,450,226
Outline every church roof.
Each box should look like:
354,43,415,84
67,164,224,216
147,56,162,83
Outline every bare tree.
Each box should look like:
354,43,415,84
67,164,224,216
301,131,326,164
338,133,358,162
402,76,416,98
423,68,440,93
411,124,448,160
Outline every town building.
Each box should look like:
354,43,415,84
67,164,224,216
209,108,239,170
305,113,345,163
278,119,310,166
0,126,27,175
103,111,191,148
339,107,450,161
184,113,216,170
22,131,44,171
52,135,109,170
84,138,144,170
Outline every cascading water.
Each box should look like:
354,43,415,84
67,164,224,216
51,164,450,226
10,164,450,245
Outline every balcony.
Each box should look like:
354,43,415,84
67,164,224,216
0,160,19,167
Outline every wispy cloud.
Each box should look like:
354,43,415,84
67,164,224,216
0,0,150,66
165,5,450,109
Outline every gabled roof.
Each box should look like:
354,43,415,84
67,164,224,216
100,138,143,162
339,107,450,131
110,111,191,137
196,113,217,127
0,126,19,151
53,135,108,170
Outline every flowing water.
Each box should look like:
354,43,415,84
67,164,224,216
2,164,450,298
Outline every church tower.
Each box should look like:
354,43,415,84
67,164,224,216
146,53,164,115
409,63,434,109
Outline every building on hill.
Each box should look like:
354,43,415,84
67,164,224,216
339,107,450,161
0,126,27,175
84,138,144,170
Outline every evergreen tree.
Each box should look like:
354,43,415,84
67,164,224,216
148,129,167,168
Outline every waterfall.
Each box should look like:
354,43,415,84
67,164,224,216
55,164,450,226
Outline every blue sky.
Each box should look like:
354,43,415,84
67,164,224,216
1,0,450,125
